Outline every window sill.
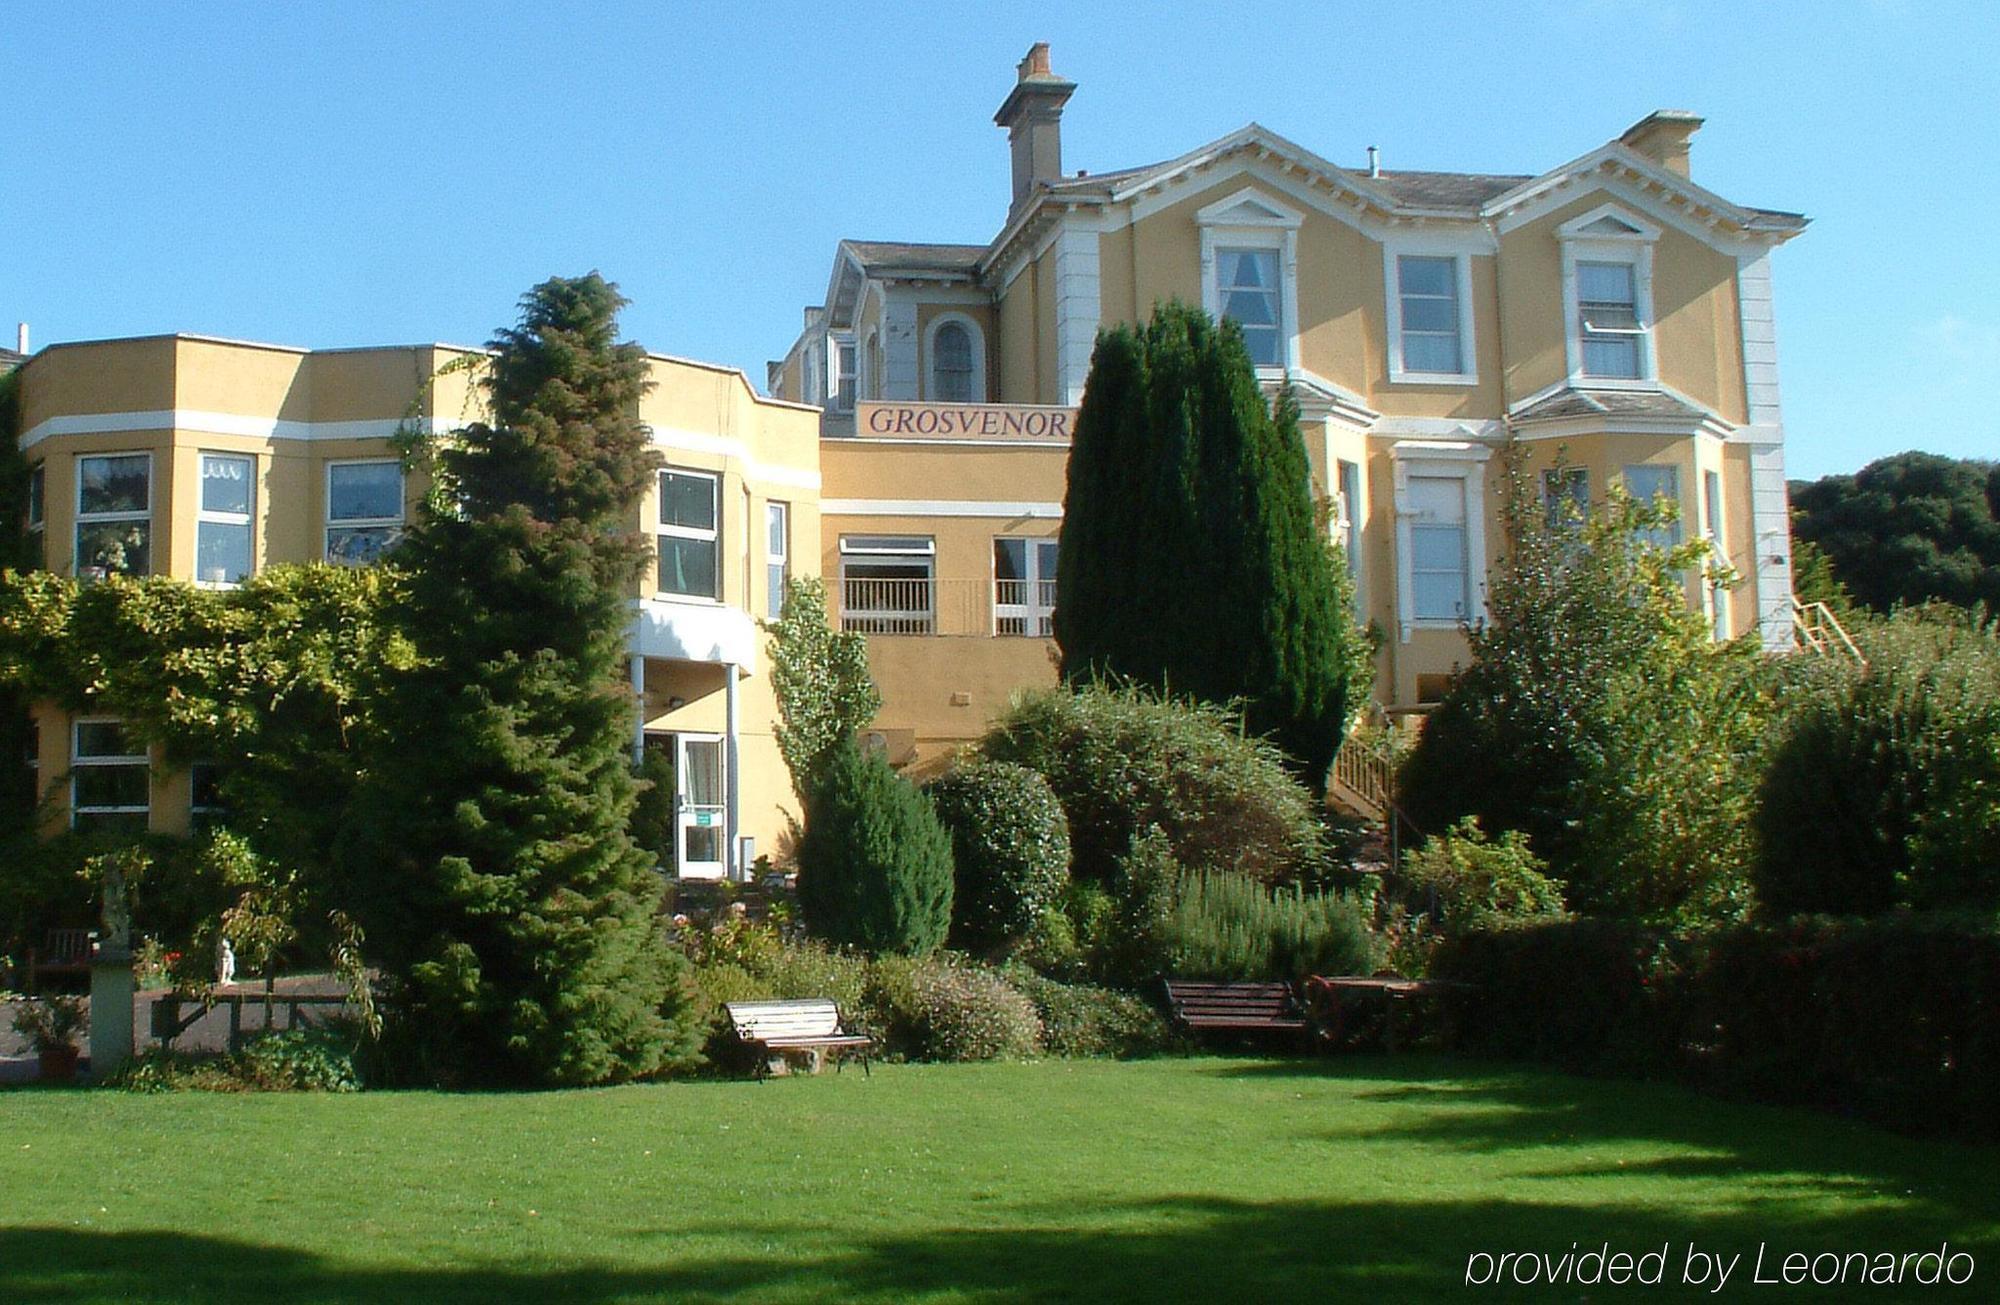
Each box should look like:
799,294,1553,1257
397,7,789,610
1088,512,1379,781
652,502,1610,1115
1568,374,1660,392
1387,370,1480,388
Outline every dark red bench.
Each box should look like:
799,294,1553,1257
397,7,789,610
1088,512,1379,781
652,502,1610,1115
1163,980,1308,1044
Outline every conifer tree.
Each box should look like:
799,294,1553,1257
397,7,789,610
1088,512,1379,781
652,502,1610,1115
1056,302,1369,787
343,274,694,1086
795,738,954,956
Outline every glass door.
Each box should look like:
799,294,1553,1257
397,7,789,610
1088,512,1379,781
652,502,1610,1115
676,734,726,879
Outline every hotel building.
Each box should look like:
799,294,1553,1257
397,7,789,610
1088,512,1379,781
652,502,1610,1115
6,44,1809,879
771,44,1807,773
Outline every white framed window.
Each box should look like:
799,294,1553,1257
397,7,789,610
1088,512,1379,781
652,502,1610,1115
1198,188,1302,372
765,501,790,618
26,462,44,569
862,331,881,403
197,453,255,586
993,537,1058,637
1385,247,1479,384
1392,441,1491,640
325,460,404,566
658,468,721,600
1542,467,1590,526
1624,463,1683,550
839,535,934,634
832,337,857,413
1337,459,1364,598
71,718,149,834
1703,468,1728,639
1408,478,1469,622
925,314,985,403
75,452,152,578
1559,206,1660,387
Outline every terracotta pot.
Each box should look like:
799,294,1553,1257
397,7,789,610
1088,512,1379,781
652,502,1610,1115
37,1045,80,1084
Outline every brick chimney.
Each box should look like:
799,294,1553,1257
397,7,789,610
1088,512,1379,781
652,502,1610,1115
1619,110,1703,178
994,42,1076,218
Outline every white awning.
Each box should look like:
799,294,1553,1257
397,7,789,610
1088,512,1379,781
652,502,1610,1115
630,598,758,671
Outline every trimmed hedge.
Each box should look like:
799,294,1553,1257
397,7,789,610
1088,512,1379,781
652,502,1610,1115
925,759,1071,957
1435,916,2000,1137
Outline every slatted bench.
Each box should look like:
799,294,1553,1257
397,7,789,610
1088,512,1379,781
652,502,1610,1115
1162,980,1308,1047
27,929,93,992
725,999,874,1081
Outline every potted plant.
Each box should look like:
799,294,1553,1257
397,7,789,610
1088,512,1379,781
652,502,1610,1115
10,995,88,1083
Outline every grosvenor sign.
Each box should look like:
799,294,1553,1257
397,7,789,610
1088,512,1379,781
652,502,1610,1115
856,401,1078,442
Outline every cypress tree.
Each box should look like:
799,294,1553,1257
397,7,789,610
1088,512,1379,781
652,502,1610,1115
795,739,954,956
1055,301,1367,788
343,274,693,1086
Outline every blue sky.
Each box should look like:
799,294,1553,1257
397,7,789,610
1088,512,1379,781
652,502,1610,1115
3,2,1994,480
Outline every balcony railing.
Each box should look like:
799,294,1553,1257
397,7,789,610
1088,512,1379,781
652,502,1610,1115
840,576,1056,638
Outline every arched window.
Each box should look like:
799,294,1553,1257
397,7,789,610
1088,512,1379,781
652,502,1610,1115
931,322,974,402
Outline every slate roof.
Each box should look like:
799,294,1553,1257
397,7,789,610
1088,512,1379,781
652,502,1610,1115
1372,169,1535,210
0,347,26,372
1511,387,1712,423
844,241,986,276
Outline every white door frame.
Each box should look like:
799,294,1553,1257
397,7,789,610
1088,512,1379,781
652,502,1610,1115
675,732,727,880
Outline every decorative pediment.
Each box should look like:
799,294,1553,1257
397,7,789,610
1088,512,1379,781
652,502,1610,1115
1557,203,1661,244
1195,187,1304,230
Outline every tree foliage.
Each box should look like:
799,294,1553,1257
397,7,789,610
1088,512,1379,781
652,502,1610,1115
339,273,694,1086
1791,452,2000,613
1400,452,1770,921
1755,610,2000,915
1054,302,1371,787
795,739,954,956
923,759,1070,957
766,575,881,801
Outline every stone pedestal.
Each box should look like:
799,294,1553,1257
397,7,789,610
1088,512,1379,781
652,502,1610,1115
88,945,134,1077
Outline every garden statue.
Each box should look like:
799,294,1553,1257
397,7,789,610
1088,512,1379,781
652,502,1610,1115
216,937,237,986
99,862,131,954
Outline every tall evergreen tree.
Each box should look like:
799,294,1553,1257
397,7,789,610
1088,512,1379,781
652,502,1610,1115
1055,302,1369,788
342,274,693,1086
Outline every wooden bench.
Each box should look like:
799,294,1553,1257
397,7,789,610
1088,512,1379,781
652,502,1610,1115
26,929,93,992
1306,975,1469,1051
725,999,874,1081
1162,980,1308,1046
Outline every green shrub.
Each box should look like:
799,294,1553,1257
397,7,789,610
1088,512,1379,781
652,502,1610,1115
629,744,677,874
796,740,954,956
1398,818,1567,935
924,759,1071,957
109,1025,363,1093
863,955,1041,1062
1000,964,1170,1058
1755,612,2000,915
1435,915,2000,1138
979,685,1324,887
1160,870,1377,982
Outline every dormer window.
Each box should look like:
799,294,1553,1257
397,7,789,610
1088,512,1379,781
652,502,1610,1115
1558,206,1660,387
1197,188,1302,372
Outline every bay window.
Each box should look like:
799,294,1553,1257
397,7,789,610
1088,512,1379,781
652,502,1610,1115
326,460,404,565
658,468,721,599
76,453,152,578
197,453,255,585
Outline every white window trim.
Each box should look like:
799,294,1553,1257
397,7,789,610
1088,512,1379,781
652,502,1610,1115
324,458,405,564
657,466,723,604
196,451,256,589
922,312,987,404
837,535,936,634
829,333,857,413
1559,204,1661,390
71,717,149,830
1383,241,1479,386
991,536,1058,637
1197,187,1303,375
74,450,153,578
1392,441,1493,642
765,500,790,619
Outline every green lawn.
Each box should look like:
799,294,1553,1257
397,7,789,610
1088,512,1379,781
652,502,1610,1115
2,1056,1995,1302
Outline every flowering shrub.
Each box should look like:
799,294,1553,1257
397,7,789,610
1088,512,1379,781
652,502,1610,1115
867,955,1041,1062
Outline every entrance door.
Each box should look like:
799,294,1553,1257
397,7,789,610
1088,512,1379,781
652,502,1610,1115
675,734,727,879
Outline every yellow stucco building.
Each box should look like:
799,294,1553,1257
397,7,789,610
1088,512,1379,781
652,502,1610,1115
771,44,1807,769
13,334,819,879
